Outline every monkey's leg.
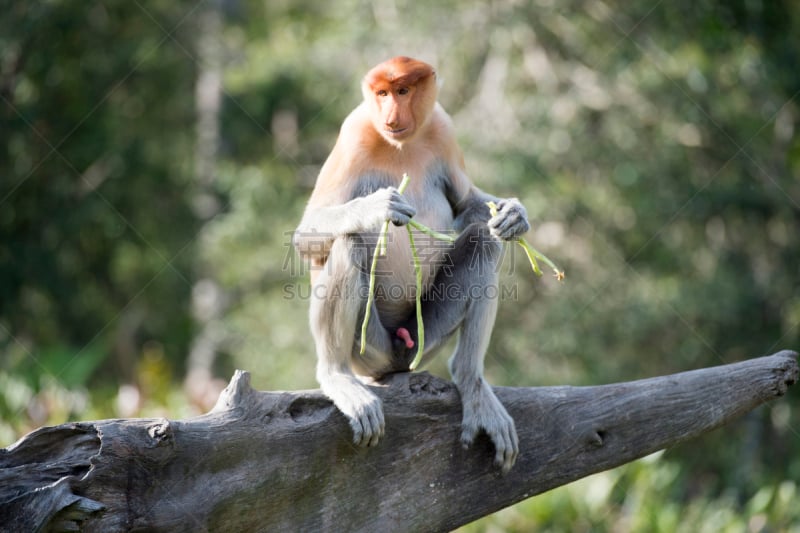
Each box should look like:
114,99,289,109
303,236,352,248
310,236,393,447
417,223,520,472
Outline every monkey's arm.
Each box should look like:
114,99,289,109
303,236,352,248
293,187,416,259
441,138,530,239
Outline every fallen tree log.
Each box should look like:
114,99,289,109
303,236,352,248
1,350,797,532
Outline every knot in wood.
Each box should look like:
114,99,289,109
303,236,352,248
147,418,173,447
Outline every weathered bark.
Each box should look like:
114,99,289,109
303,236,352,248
1,350,797,532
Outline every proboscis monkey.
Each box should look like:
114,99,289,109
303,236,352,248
294,56,530,472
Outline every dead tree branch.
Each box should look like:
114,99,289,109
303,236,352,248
1,350,797,532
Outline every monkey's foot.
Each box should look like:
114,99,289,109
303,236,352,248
345,393,385,447
321,374,385,447
459,385,519,474
396,327,415,349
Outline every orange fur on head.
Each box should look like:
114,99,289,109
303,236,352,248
361,57,438,146
363,56,435,93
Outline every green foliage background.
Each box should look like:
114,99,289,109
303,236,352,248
1,0,798,530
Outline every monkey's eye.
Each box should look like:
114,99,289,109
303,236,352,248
398,87,409,95
376,90,388,97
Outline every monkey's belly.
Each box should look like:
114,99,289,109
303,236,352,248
374,211,454,326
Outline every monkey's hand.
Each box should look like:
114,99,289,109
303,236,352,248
487,198,530,241
320,373,385,447
360,187,416,229
459,382,519,473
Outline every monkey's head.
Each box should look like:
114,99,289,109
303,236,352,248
362,56,438,146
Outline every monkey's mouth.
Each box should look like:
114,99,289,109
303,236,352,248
385,128,408,137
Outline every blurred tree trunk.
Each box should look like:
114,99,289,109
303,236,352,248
1,351,796,532
186,0,227,409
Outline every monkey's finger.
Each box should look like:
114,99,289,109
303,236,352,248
495,426,519,474
492,206,527,229
487,217,508,239
350,417,367,446
498,450,516,475
386,196,415,224
492,199,521,220
489,214,530,240
488,214,513,233
366,409,385,447
506,426,519,468
495,199,528,224
353,417,378,447
389,213,412,226
495,435,519,474
497,197,525,214
499,221,531,241
494,447,506,472
488,216,516,240
460,424,479,450
506,448,519,473
390,198,416,217
488,205,519,226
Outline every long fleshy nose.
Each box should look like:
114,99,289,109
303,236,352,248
384,103,400,129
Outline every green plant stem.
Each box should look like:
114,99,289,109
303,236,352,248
518,237,563,279
407,220,455,242
360,174,411,355
406,227,425,370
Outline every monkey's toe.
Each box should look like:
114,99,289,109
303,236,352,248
493,424,519,474
459,423,479,450
348,400,385,447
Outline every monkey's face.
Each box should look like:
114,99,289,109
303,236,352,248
362,56,438,146
372,85,418,143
